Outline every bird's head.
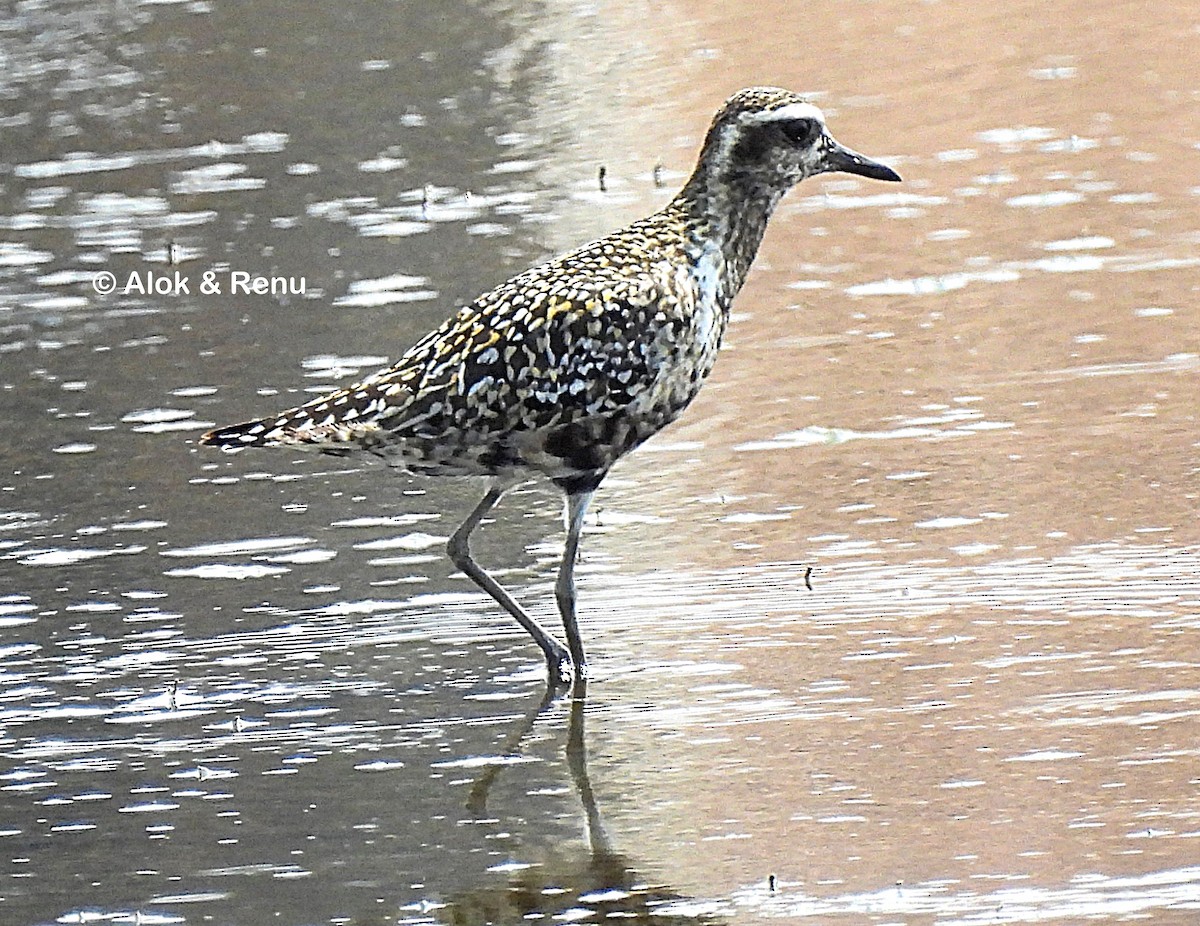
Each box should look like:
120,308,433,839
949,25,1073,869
699,86,901,193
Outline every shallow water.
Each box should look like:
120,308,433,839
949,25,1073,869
2,0,1199,924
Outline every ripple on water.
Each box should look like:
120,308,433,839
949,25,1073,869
162,563,291,580
159,536,316,558
121,408,205,434
299,354,391,378
169,163,266,195
976,125,1057,145
13,133,289,181
845,268,1020,296
721,865,1200,923
732,405,1013,451
56,911,185,925
332,272,439,308
19,545,147,567
1044,235,1115,251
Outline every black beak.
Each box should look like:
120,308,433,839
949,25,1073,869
822,137,901,182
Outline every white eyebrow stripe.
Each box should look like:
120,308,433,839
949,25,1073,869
744,101,827,126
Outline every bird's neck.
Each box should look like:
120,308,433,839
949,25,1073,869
671,161,788,300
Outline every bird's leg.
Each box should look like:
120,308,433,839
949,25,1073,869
556,489,595,686
448,481,572,684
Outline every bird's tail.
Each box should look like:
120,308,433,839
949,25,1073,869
200,391,385,451
200,416,287,450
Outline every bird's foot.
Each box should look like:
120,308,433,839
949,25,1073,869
546,647,574,689
545,649,590,699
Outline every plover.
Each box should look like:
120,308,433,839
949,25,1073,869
201,86,901,687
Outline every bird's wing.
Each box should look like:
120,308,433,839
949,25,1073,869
201,263,682,452
437,268,675,430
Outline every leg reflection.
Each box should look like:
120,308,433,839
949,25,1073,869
565,684,612,860
465,682,558,819
449,685,723,923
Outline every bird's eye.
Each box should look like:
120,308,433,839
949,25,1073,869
778,118,818,147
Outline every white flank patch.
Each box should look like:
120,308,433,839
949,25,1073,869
691,242,724,344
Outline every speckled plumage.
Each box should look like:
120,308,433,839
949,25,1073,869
202,86,900,687
204,202,723,494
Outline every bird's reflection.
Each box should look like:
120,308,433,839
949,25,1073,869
446,683,722,924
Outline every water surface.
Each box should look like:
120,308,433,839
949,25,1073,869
2,0,1199,923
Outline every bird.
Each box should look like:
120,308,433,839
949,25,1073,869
200,86,901,688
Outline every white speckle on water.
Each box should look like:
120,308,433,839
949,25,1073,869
1044,236,1115,251
20,546,146,566
265,549,337,565
352,532,447,552
977,126,1056,145
721,512,791,524
936,148,978,162
1007,749,1085,762
163,564,291,580
846,268,1020,297
1109,192,1159,204
952,543,1001,556
161,537,314,557
112,520,169,532
119,800,181,814
487,860,535,873
0,242,54,266
1006,190,1085,208
927,228,970,241
122,407,195,424
1030,66,1078,80
915,516,983,530
431,755,538,770
359,155,408,173
354,759,406,772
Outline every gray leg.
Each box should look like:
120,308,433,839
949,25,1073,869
448,481,571,683
555,489,594,683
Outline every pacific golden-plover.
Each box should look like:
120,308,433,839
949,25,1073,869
201,86,901,687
